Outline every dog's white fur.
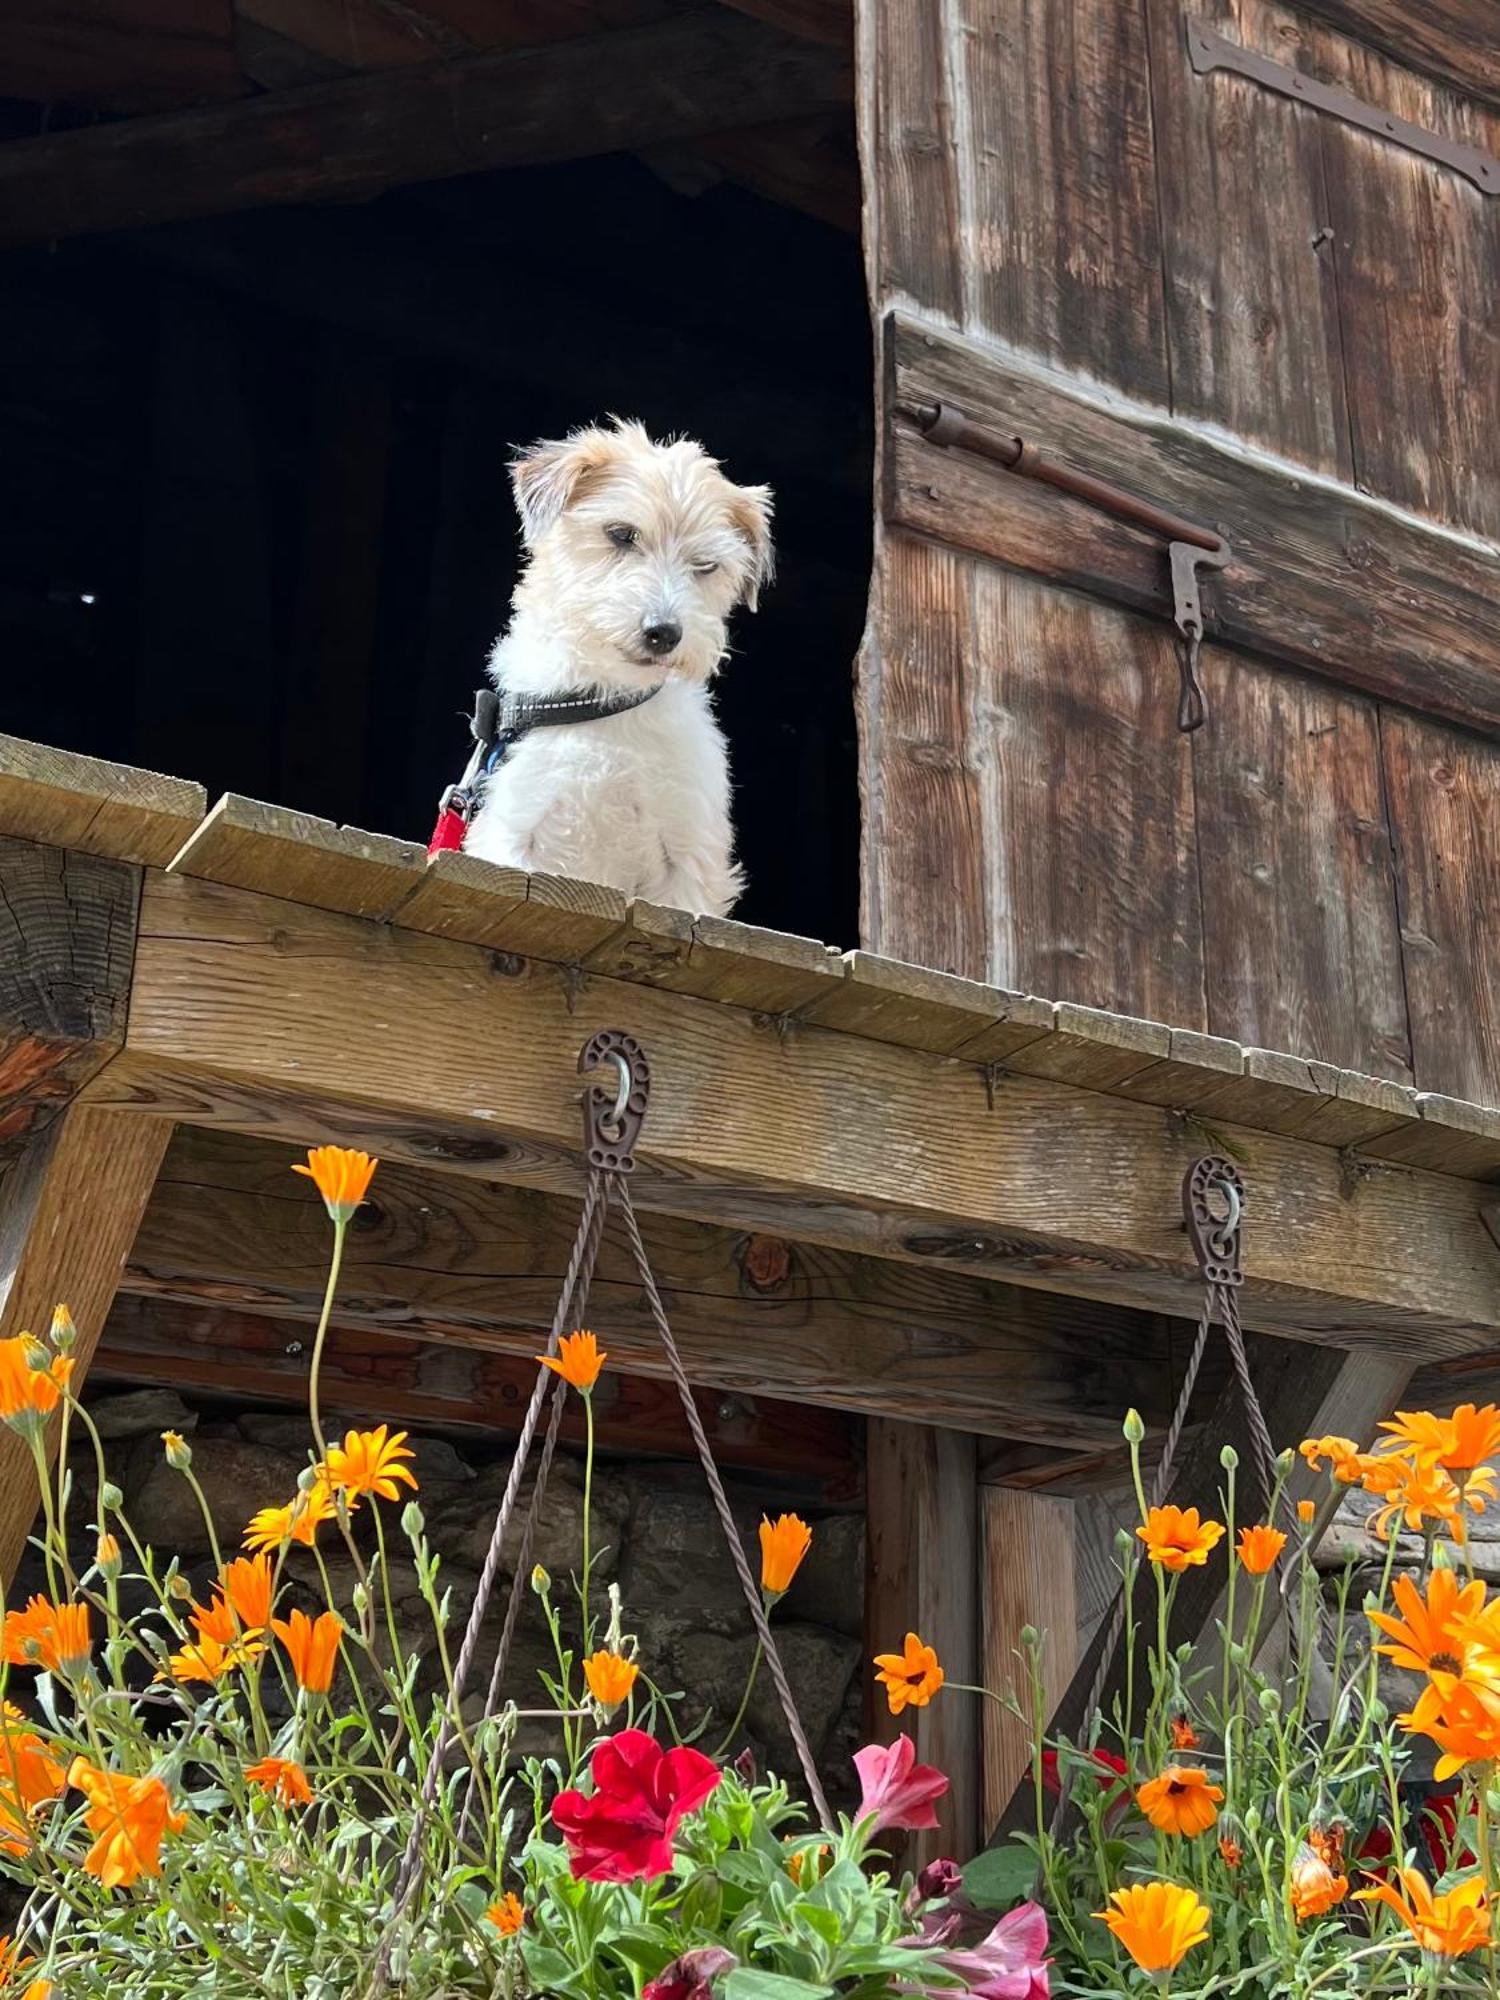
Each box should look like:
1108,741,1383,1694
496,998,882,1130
464,419,772,917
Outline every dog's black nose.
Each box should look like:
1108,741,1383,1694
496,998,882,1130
641,619,682,656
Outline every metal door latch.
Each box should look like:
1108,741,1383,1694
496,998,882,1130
1170,536,1231,732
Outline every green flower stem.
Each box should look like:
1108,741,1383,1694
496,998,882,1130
715,1633,764,1758
308,1213,350,1468
581,1387,594,1644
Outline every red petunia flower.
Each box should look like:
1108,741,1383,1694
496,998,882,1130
552,1729,720,1882
642,1948,736,2000
1040,1747,1128,1795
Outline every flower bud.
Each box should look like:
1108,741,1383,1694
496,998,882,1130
168,1574,194,1602
1258,1687,1280,1716
1122,1409,1145,1444
352,1581,369,1616
1243,1804,1261,1835
100,1482,123,1513
49,1305,77,1354
530,1564,552,1597
401,1502,425,1541
20,1335,50,1374
296,1464,319,1493
1220,1444,1239,1471
916,1857,963,1903
1018,1625,1039,1650
733,1746,757,1786
161,1430,192,1470
95,1532,121,1577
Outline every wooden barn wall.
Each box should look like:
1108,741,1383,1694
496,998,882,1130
856,0,1500,1107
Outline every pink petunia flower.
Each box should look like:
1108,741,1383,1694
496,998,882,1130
937,1902,1051,2000
853,1734,949,1833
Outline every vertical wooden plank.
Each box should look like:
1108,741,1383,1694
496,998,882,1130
1193,655,1411,1079
967,566,1205,1023
1318,35,1500,539
867,1419,980,1863
1382,707,1500,1106
0,1106,174,1578
860,536,988,978
981,1488,1076,1832
1147,0,1352,475
864,0,964,318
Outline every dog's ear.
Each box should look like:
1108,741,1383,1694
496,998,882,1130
509,427,618,547
726,482,775,611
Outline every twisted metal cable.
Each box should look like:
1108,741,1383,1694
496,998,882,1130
1220,1288,1278,1521
616,1178,836,1834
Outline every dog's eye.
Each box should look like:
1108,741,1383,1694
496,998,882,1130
605,524,639,549
693,561,720,576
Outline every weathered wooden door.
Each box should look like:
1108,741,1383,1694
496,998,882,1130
855,0,1500,1106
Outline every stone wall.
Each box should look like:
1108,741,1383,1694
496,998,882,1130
28,1386,866,1800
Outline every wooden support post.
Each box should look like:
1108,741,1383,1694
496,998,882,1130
0,1107,173,1577
867,1418,981,1863
981,1489,1077,1833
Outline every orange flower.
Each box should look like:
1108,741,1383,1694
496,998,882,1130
786,1842,830,1886
1308,1821,1346,1873
759,1514,812,1597
1169,1714,1200,1752
1218,1832,1243,1869
1299,1435,1366,1482
292,1145,378,1221
0,1940,44,1999
537,1330,606,1392
1136,1506,1225,1572
244,1479,340,1554
582,1650,640,1709
322,1426,418,1502
0,1707,65,1855
1290,1843,1348,1921
2,1597,90,1677
1400,1679,1500,1779
1354,1868,1491,1957
192,1595,238,1647
0,1337,72,1434
1137,1766,1223,1838
487,1892,525,1936
165,1631,263,1685
219,1553,274,1634
1368,1569,1500,1695
1236,1524,1287,1575
272,1608,342,1694
1381,1405,1500,1476
245,1756,314,1807
1095,1882,1209,1973
873,1632,944,1715
1297,1499,1317,1525
1365,1458,1468,1542
67,1758,186,1889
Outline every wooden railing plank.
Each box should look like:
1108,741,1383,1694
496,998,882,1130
0,734,205,870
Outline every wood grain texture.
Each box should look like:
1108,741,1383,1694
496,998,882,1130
887,316,1500,740
0,734,205,870
0,9,852,249
1294,0,1500,109
967,565,1205,1023
1192,656,1411,1079
95,871,1500,1354
981,1487,1076,1829
868,1420,980,1861
863,0,963,318
124,1128,1204,1449
0,1107,172,1577
0,839,139,1152
1382,709,1500,1107
169,794,427,921
1147,0,1352,476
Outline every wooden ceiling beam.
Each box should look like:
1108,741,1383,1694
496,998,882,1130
0,7,850,251
1293,1,1500,112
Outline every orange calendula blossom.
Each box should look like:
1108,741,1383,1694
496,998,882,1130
245,1756,314,1807
0,1706,65,1856
1400,1678,1500,1779
487,1892,525,1936
1354,1868,1492,1957
322,1425,419,1502
582,1650,640,1710
67,1759,186,1889
218,1553,274,1634
759,1513,812,1597
0,1337,72,1434
244,1479,341,1554
1365,1458,1469,1542
1368,1568,1499,1695
1299,1435,1365,1482
2,1597,90,1678
1380,1404,1500,1476
1136,1506,1225,1572
1168,1714,1200,1752
292,1144,378,1221
538,1330,606,1392
1297,1499,1317,1525
1136,1766,1223,1838
1095,1882,1210,1974
165,1630,264,1686
273,1608,342,1694
873,1632,944,1716
1236,1523,1287,1575
1290,1843,1348,1922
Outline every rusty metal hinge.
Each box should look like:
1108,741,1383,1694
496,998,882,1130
903,399,1231,731
1188,18,1500,197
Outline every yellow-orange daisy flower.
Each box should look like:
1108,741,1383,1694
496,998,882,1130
873,1631,944,1715
292,1145,378,1221
1400,1678,1500,1779
1095,1882,1209,1973
1169,1714,1200,1752
322,1425,418,1503
1236,1524,1287,1575
488,1891,525,1936
0,1338,72,1434
67,1759,186,1889
1137,1766,1223,1838
2,1597,90,1678
1299,1435,1365,1483
1354,1868,1491,1957
1290,1843,1348,1921
1382,1405,1500,1476
243,1479,340,1554
245,1756,314,1807
1368,1569,1499,1695
537,1330,606,1392
759,1514,812,1597
0,1708,65,1856
219,1553,274,1634
1366,1459,1467,1542
1136,1506,1225,1572
165,1631,263,1685
1297,1499,1317,1524
582,1650,639,1709
272,1608,342,1694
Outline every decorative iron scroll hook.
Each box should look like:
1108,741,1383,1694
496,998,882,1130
1170,538,1232,733
579,1028,651,1172
1183,1154,1244,1286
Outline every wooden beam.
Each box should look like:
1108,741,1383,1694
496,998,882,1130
885,314,1500,744
981,1488,1076,1833
120,1128,1201,1450
0,837,140,1154
1293,1,1500,112
0,735,205,870
87,870,1500,1361
0,1106,173,1576
868,1420,980,1863
0,8,851,250
95,1294,861,1491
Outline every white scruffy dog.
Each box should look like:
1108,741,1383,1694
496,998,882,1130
464,418,773,917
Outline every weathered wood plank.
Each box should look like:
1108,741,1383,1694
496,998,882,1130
389,850,627,962
868,1420,980,1862
1381,709,1500,1108
861,0,962,319
0,9,852,249
92,871,1500,1355
981,1487,1076,1834
1192,656,1411,1080
800,953,1053,1057
886,315,1500,741
1295,0,1500,109
966,565,1207,1024
168,794,427,921
0,839,139,1153
0,1107,173,1577
0,735,205,870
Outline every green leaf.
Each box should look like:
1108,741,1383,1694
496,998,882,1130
723,1971,834,2000
961,1843,1037,1911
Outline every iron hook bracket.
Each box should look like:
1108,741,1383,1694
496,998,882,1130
1183,1154,1245,1286
579,1028,651,1174
1170,537,1232,733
